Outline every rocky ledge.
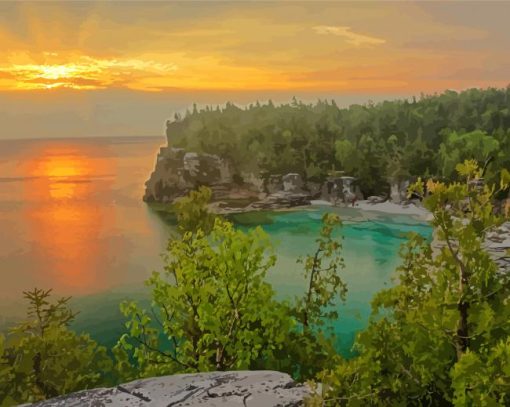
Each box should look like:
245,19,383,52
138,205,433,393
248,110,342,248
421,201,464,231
28,371,312,407
143,147,364,213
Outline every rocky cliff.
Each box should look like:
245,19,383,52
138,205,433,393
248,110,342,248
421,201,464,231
143,147,317,212
143,147,368,212
143,147,234,203
27,371,312,407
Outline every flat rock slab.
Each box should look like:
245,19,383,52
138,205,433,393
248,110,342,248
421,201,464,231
29,371,310,407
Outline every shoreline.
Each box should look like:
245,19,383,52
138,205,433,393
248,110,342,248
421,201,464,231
311,199,432,221
207,198,432,222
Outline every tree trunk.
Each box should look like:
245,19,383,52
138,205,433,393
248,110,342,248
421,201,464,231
456,301,469,358
456,264,470,360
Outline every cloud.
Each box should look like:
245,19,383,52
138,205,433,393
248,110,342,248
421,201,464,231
313,25,386,46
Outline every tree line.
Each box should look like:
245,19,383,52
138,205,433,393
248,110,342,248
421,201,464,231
169,88,510,197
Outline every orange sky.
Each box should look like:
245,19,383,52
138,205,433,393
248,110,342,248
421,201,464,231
1,1,509,93
0,1,509,138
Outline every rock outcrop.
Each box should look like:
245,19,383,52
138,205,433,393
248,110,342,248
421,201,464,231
143,146,366,212
322,176,363,205
28,371,312,407
486,221,510,275
248,191,311,211
282,173,304,193
143,148,315,212
144,147,234,203
431,221,510,275
245,173,312,210
390,180,410,204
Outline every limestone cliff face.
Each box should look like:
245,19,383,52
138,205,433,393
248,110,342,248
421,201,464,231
143,147,233,203
27,370,312,407
143,144,369,211
143,147,314,211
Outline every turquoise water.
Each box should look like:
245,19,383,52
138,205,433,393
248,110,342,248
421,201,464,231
232,207,433,356
70,206,432,357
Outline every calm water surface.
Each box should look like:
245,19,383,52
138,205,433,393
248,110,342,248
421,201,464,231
0,137,168,319
0,137,432,355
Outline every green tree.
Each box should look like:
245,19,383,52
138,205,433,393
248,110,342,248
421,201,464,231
438,130,500,181
319,160,510,405
173,186,217,235
119,189,349,383
335,139,358,174
268,213,347,381
296,213,347,331
115,218,294,379
0,289,112,406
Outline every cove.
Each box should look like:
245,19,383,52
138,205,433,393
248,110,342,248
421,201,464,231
70,206,432,358
231,207,433,357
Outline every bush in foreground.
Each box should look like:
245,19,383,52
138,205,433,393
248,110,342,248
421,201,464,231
318,161,510,406
0,289,111,406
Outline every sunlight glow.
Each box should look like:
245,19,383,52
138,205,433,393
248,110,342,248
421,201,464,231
16,143,119,293
45,157,85,199
28,152,92,199
1,56,178,91
0,2,506,93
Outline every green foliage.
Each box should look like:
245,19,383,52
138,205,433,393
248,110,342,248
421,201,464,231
451,340,510,406
272,213,347,381
119,188,349,383
319,161,510,405
296,213,347,330
115,217,294,378
167,87,510,196
0,289,112,406
438,130,500,180
173,186,216,235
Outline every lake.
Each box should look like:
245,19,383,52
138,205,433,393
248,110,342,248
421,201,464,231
0,136,432,355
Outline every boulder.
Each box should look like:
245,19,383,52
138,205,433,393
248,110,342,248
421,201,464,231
27,371,312,407
390,180,410,204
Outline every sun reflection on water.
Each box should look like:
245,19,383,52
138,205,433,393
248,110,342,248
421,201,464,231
34,151,91,200
21,144,114,292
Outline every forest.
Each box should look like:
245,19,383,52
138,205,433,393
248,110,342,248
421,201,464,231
169,87,510,196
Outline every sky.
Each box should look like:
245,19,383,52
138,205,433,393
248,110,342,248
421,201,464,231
0,1,509,139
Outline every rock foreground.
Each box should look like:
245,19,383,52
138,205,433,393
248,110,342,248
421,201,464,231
29,371,312,407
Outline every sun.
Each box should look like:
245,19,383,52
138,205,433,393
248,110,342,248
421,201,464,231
37,64,79,81
6,61,102,90
1,54,179,91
